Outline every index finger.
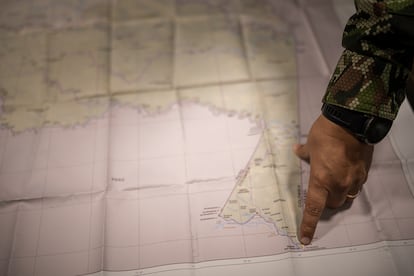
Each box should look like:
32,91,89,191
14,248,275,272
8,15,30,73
300,173,328,245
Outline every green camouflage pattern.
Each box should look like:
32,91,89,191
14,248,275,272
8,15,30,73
323,0,414,120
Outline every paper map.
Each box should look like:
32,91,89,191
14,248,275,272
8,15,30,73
0,1,413,276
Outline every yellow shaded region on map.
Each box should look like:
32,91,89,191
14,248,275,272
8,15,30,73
235,81,300,242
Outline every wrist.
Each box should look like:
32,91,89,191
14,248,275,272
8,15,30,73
318,114,362,145
321,103,393,144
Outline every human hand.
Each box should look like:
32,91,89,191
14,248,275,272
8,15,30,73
293,114,374,245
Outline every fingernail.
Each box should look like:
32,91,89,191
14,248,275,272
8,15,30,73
300,237,310,245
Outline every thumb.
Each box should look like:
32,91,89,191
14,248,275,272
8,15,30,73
293,143,310,163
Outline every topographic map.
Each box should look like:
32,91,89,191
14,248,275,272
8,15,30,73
0,1,414,276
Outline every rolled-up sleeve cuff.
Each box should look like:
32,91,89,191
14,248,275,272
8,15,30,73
323,49,410,120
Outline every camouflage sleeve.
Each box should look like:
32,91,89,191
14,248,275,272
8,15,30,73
323,0,414,120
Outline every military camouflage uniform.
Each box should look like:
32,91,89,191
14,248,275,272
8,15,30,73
323,0,414,120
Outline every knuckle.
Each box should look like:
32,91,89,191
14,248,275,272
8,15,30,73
346,167,367,186
304,204,323,218
336,167,367,192
356,168,368,184
312,170,331,186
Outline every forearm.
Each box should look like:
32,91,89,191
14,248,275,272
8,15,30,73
323,0,414,120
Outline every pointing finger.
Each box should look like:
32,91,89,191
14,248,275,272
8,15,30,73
300,173,328,245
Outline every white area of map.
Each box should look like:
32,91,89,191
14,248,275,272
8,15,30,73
1,1,414,276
